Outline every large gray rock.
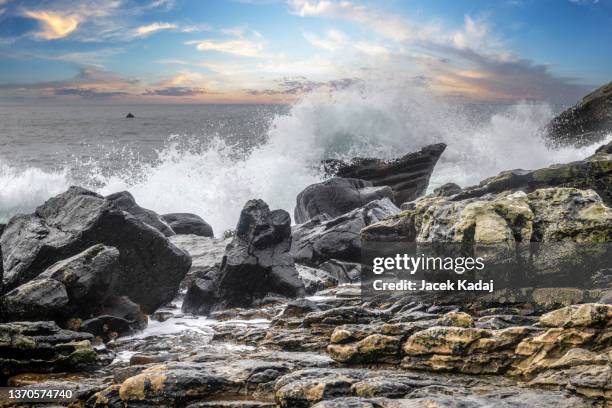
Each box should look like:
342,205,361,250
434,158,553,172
294,177,393,224
162,213,214,237
183,199,305,315
292,198,400,266
106,191,175,237
1,244,118,321
1,187,191,313
546,81,612,146
323,143,446,205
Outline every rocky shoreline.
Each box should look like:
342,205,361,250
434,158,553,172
1,107,611,406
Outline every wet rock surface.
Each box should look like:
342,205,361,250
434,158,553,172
183,199,305,315
0,321,106,380
295,177,394,224
546,81,612,146
162,213,214,237
323,143,446,205
23,291,603,408
106,191,175,237
1,244,120,322
292,198,399,266
0,186,191,313
169,234,229,290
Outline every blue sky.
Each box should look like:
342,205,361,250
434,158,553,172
0,0,610,103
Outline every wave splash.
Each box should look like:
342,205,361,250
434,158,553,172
0,83,608,232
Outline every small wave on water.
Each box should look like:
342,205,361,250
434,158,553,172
0,82,609,232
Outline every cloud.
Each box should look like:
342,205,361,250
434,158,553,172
247,76,360,95
135,21,176,37
428,46,592,102
144,86,207,96
187,38,264,57
289,0,591,102
54,87,127,97
155,58,190,65
0,66,140,97
145,0,177,10
0,64,216,100
155,70,207,87
22,10,79,40
289,0,413,42
303,28,347,51
11,0,182,43
353,41,389,56
181,24,212,33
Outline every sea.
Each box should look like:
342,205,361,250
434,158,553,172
0,84,608,233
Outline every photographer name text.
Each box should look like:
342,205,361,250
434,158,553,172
372,279,495,292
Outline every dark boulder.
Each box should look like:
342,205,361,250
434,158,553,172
162,213,214,237
1,187,191,313
0,321,104,380
1,245,147,337
1,244,118,322
182,199,305,315
292,198,400,267
294,177,393,224
106,191,175,237
546,81,612,146
182,266,222,315
126,113,135,118
98,295,147,331
323,143,446,205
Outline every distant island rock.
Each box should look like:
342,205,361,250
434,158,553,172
546,81,612,146
126,112,135,118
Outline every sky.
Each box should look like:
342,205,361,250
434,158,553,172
0,0,610,104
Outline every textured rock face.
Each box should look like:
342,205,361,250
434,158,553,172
320,302,612,403
363,187,611,244
273,367,585,408
106,191,175,237
182,199,305,315
546,81,612,146
363,187,610,303
292,198,400,266
364,185,612,297
323,143,446,205
168,234,228,290
1,187,191,313
451,140,612,206
162,213,214,237
296,264,339,294
0,321,104,379
294,177,394,224
1,244,119,322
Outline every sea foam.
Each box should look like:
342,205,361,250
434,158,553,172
0,83,609,233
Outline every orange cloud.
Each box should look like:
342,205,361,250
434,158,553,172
23,10,79,40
